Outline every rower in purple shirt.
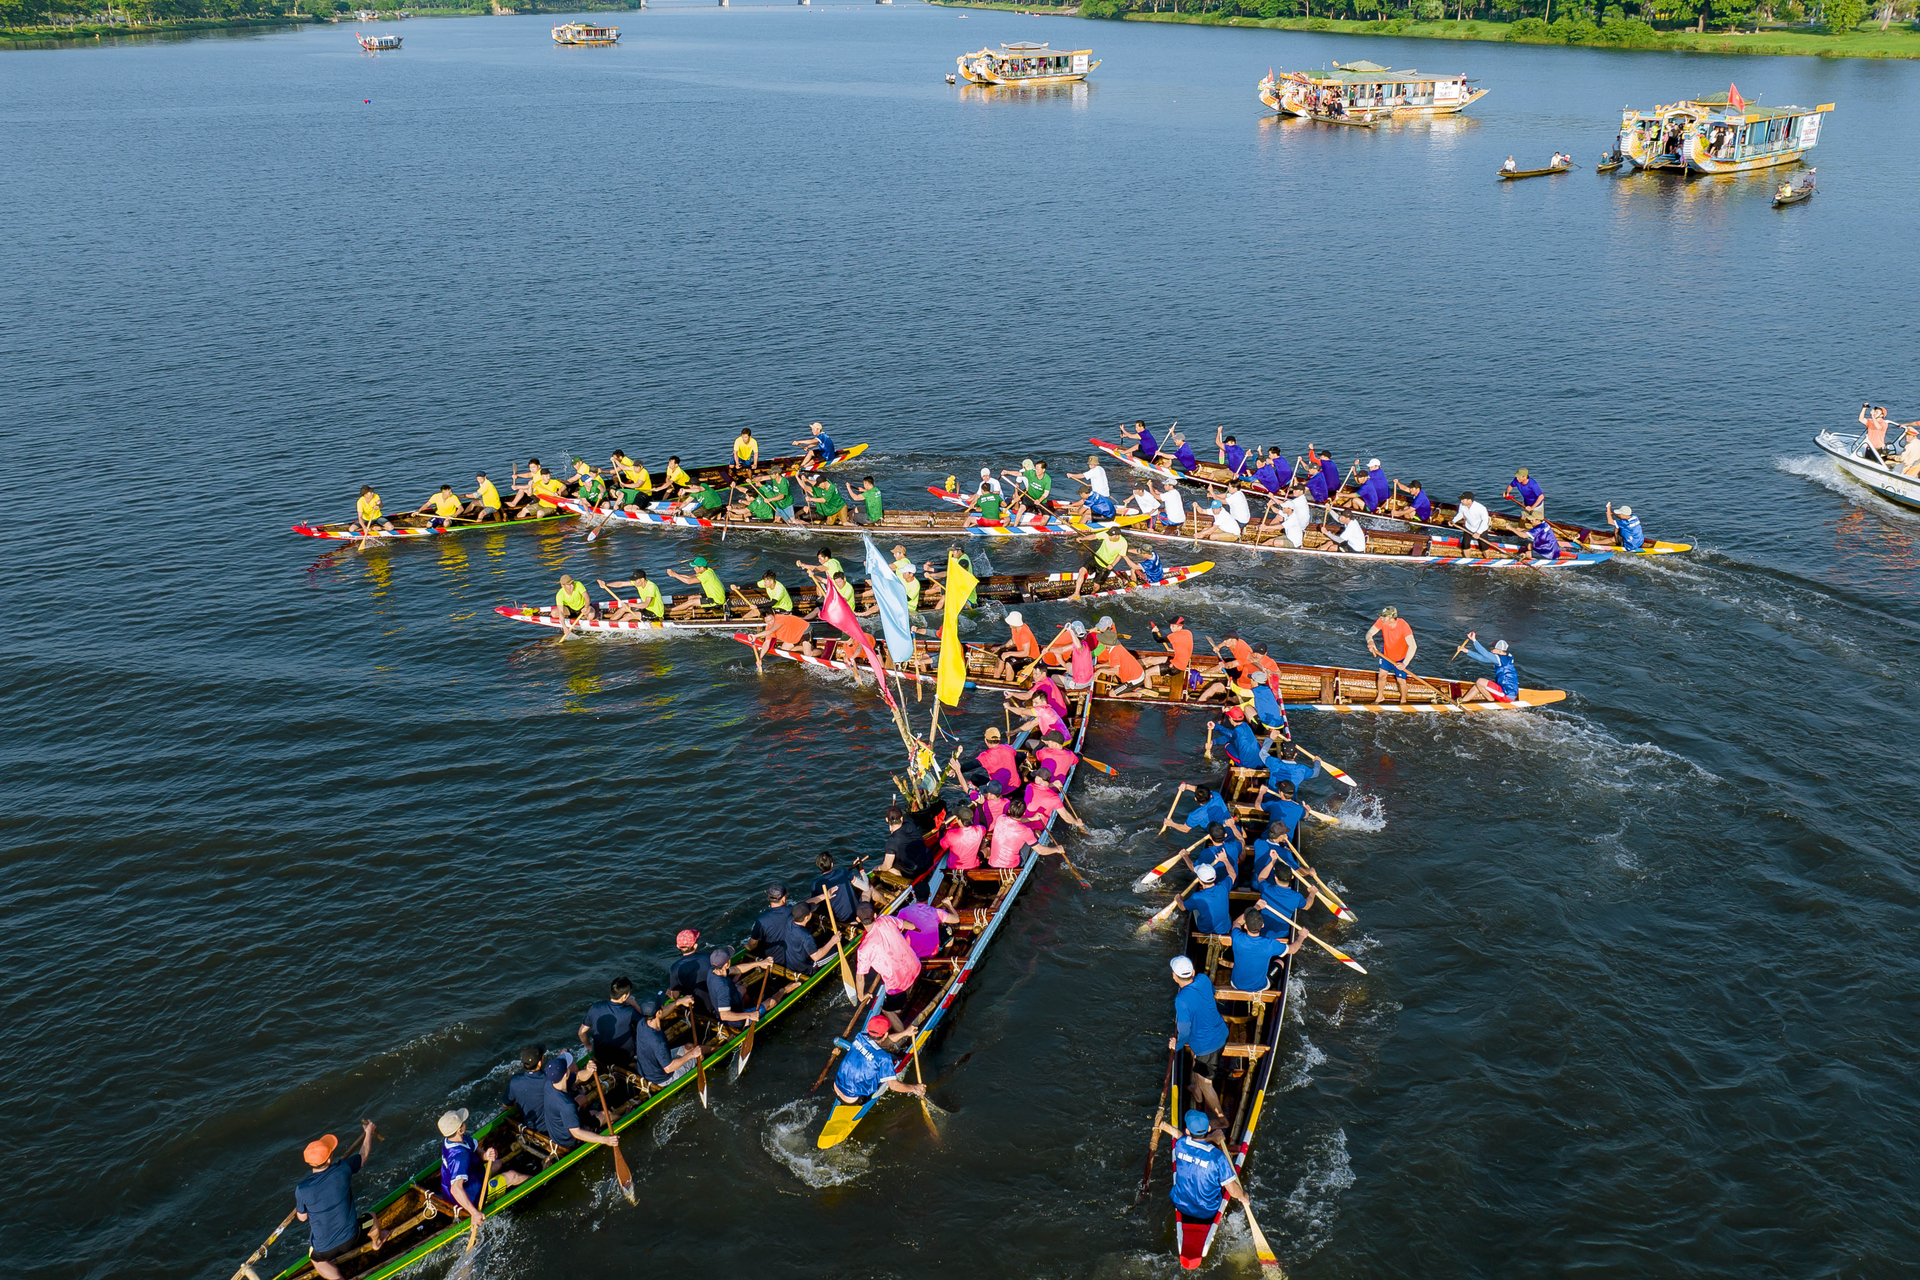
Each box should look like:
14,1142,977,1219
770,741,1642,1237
1123,419,1161,462
1253,448,1288,494
1216,427,1251,476
1504,467,1545,520
1172,432,1200,474
1356,459,1391,512
1526,517,1562,559
1318,454,1343,503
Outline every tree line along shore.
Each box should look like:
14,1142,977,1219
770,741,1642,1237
931,0,1920,60
0,1,638,44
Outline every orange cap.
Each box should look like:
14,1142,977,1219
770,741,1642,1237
303,1134,339,1167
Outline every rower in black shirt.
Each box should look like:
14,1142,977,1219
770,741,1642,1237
766,901,837,974
808,852,863,925
502,1044,551,1118
577,976,644,1071
632,998,703,1090
705,948,775,1036
665,928,705,1012
746,884,792,956
535,1058,621,1154
876,807,934,884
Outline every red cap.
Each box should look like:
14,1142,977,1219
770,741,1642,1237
675,929,700,949
1226,705,1245,720
865,1015,892,1037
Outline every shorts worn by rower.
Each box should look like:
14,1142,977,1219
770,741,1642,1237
1168,955,1231,1132
293,1120,386,1280
436,1108,526,1230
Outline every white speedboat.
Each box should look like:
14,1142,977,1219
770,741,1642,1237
1814,429,1920,513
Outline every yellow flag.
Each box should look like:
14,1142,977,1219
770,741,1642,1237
935,549,978,707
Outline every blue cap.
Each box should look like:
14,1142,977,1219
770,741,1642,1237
544,1058,570,1083
1185,1109,1210,1135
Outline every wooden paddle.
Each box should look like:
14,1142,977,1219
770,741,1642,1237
1203,723,1215,761
821,888,859,1005
1079,756,1118,776
1158,783,1189,834
465,1153,495,1251
1285,862,1355,922
1275,913,1366,973
588,1068,636,1203
1148,879,1200,927
732,964,775,1080
911,1046,940,1142
1291,744,1358,790
1244,1200,1283,1270
230,1209,298,1280
1136,1045,1176,1203
811,995,874,1093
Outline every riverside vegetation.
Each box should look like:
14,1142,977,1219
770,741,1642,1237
936,0,1920,58
2,0,641,44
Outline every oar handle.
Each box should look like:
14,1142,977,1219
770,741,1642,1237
229,1209,300,1280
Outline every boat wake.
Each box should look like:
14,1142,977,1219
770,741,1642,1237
651,1097,701,1149
1281,1127,1355,1260
1330,791,1386,832
762,1098,870,1188
1282,1032,1327,1092
1463,710,1721,794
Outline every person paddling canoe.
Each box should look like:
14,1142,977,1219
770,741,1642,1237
610,450,652,509
751,610,815,672
571,460,609,510
1071,528,1139,601
294,1120,388,1280
353,486,395,539
794,421,837,467
461,473,504,523
1504,468,1546,521
705,948,776,1038
659,456,694,504
414,484,465,529
665,557,727,617
1456,631,1521,705
1167,957,1231,1133
597,569,665,623
553,574,596,637
1606,502,1644,552
634,997,704,1091
1157,1109,1252,1223
437,1108,525,1232
1227,907,1304,995
1365,605,1417,705
578,976,646,1072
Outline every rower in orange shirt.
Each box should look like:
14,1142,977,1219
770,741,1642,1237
1149,617,1196,700
992,610,1042,681
1366,605,1418,705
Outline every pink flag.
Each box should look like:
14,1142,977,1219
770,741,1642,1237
819,578,897,710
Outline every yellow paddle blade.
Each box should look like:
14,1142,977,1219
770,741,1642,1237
838,443,869,462
1109,512,1152,528
1189,561,1215,574
816,1102,864,1150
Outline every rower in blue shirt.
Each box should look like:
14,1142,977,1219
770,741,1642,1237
1253,449,1287,495
1257,780,1307,846
293,1121,386,1280
832,1014,928,1106
1456,631,1522,706
1187,863,1234,936
795,421,836,466
1139,548,1165,583
1227,908,1303,993
1258,736,1320,797
1216,705,1264,769
632,998,704,1089
1168,955,1231,1129
1123,419,1162,463
1526,518,1562,560
1390,478,1433,523
1317,454,1343,503
1254,843,1318,931
1172,433,1200,474
1198,822,1242,886
1356,458,1391,512
1166,783,1232,836
1155,1110,1252,1223
1504,467,1545,519
577,977,645,1071
1606,501,1644,552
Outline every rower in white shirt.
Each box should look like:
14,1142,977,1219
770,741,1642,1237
1131,485,1162,519
1070,456,1111,499
1279,494,1311,548
1450,490,1496,553
1323,513,1367,553
1222,487,1251,527
1159,481,1187,531
975,468,1003,497
1198,497,1243,543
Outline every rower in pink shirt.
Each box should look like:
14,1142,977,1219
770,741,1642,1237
973,726,1019,790
1022,776,1087,834
940,807,988,871
988,799,1063,868
1034,732,1078,784
853,901,923,1032
896,898,959,960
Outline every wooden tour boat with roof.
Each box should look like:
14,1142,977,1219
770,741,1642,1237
552,22,619,46
1258,61,1484,121
814,698,1091,1149
247,861,927,1280
494,560,1214,635
1162,763,1304,1269
956,42,1097,86
1618,89,1832,175
739,633,1568,714
1082,437,1691,556
356,31,401,51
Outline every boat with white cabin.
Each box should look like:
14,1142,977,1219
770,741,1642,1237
1618,89,1832,175
553,22,619,46
357,31,401,50
956,42,1097,86
1259,61,1484,122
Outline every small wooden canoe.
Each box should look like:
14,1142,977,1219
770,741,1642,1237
1596,156,1624,173
1309,111,1375,127
1773,184,1814,206
1498,163,1570,180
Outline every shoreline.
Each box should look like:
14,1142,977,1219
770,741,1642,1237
930,1,1920,61
1,5,640,48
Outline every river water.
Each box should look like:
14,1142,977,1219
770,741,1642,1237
5,9,1918,1279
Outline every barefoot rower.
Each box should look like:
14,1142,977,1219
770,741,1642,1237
732,428,760,471
294,1121,387,1280
666,557,727,616
553,575,595,636
1457,631,1521,705
1387,478,1432,523
794,421,837,466
437,1109,525,1229
1366,605,1417,704
353,486,394,538
597,570,664,623
462,473,504,523
1070,528,1138,601
1167,956,1230,1132
833,1015,928,1107
992,610,1042,681
416,485,464,529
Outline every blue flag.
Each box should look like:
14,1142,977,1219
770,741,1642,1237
861,535,913,664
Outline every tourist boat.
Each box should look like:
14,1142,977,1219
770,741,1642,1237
1164,764,1300,1269
356,31,401,50
956,42,1097,86
1814,428,1920,513
495,561,1215,635
1774,169,1816,206
553,22,619,45
291,444,862,542
245,865,924,1280
741,634,1569,713
1258,61,1484,120
1618,90,1832,175
813,698,1091,1150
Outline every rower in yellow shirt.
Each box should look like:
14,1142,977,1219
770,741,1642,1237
611,451,652,510
354,486,395,537
462,472,503,523
661,456,693,503
415,484,465,530
553,573,596,638
507,458,547,517
598,569,666,623
732,429,760,472
530,468,567,513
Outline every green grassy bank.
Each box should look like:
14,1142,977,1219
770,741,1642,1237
1,13,313,44
933,1,1920,60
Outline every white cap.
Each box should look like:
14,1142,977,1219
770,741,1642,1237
436,1108,469,1138
1368,458,1381,469
1005,611,1023,627
1493,640,1510,653
1616,504,1633,516
1194,863,1218,884
1170,956,1195,978
980,467,991,477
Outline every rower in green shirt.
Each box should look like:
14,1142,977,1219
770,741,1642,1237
970,487,1004,521
797,547,844,581
686,482,731,518
802,474,851,525
747,488,776,522
849,477,883,525
757,474,796,522
572,461,608,508
666,556,728,616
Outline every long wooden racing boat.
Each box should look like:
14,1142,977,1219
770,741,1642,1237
1165,763,1300,1270
737,635,1567,713
814,695,1092,1149
254,855,922,1280
290,444,866,542
494,562,1215,635
1083,439,1689,556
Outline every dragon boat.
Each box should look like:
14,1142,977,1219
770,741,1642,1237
1082,439,1688,556
1258,61,1484,119
494,562,1214,635
737,635,1567,713
247,848,931,1280
814,695,1092,1149
1618,89,1832,175
290,444,864,543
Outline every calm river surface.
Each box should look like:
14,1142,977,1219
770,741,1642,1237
5,9,1919,1279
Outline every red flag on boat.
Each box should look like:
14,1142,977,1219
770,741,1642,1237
819,578,897,709
1728,83,1746,113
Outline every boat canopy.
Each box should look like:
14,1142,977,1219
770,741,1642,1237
1645,93,1828,122
1286,64,1467,85
965,42,1093,59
